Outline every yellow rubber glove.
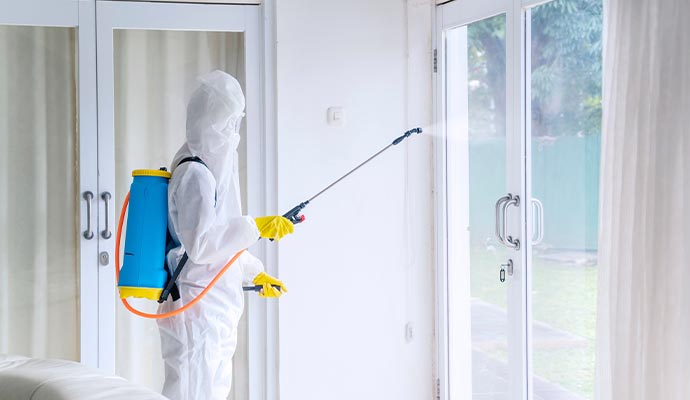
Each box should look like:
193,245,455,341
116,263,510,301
253,272,288,298
254,216,294,241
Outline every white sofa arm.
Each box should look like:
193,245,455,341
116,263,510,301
0,355,167,400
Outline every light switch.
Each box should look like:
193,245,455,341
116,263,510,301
327,107,344,126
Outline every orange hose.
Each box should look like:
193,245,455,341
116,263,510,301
115,191,246,319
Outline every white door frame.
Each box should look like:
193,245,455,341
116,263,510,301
0,0,78,27
434,0,529,398
95,3,271,391
0,0,101,368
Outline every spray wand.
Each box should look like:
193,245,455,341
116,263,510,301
242,127,422,292
281,127,422,224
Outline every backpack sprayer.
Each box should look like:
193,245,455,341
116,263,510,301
115,127,422,319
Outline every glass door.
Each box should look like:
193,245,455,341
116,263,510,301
437,1,527,399
96,2,266,396
526,1,602,399
437,1,604,399
0,1,100,366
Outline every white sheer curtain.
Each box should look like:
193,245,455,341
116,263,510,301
0,26,79,361
596,1,690,399
113,30,249,399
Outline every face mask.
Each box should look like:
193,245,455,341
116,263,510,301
233,112,245,133
228,132,241,150
220,112,244,134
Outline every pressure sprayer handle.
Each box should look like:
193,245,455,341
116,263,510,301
265,201,309,242
282,201,309,225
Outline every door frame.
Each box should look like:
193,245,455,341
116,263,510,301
0,0,101,368
0,0,78,27
94,3,272,392
434,0,530,398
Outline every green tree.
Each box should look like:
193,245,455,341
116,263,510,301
531,0,602,137
467,0,602,138
468,14,506,138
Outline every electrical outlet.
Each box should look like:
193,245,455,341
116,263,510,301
405,322,414,343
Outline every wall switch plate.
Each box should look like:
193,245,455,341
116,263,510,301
327,106,344,126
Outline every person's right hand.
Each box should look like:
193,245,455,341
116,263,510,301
254,216,294,241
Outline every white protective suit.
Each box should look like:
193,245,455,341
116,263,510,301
157,70,264,400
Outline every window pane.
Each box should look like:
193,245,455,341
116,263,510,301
530,1,603,398
467,14,509,399
0,25,80,361
446,13,511,399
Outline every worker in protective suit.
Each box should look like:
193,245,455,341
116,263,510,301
157,70,293,400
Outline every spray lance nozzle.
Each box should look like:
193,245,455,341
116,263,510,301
280,127,423,226
391,127,423,145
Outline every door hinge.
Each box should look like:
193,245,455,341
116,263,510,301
436,377,441,400
433,48,438,73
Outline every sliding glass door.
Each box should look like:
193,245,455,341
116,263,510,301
436,1,602,399
0,0,100,367
438,1,527,398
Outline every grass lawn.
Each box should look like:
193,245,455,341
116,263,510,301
470,246,598,398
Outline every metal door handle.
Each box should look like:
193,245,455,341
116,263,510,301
495,195,511,246
101,192,112,239
502,194,520,250
83,191,94,239
532,198,544,245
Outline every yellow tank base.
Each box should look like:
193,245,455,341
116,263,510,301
118,286,164,301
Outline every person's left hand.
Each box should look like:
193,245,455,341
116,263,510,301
253,272,287,298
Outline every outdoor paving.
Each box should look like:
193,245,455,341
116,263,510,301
471,351,586,400
534,249,598,267
470,299,588,400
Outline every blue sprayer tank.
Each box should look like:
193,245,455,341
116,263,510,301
118,169,172,300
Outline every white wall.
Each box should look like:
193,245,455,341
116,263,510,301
276,1,435,399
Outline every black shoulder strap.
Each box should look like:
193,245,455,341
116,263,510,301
158,252,187,303
177,156,208,169
176,155,216,206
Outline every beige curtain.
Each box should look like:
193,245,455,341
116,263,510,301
596,0,690,399
0,26,79,361
113,30,249,399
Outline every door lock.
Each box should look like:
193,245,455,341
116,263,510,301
100,251,110,266
500,259,513,283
